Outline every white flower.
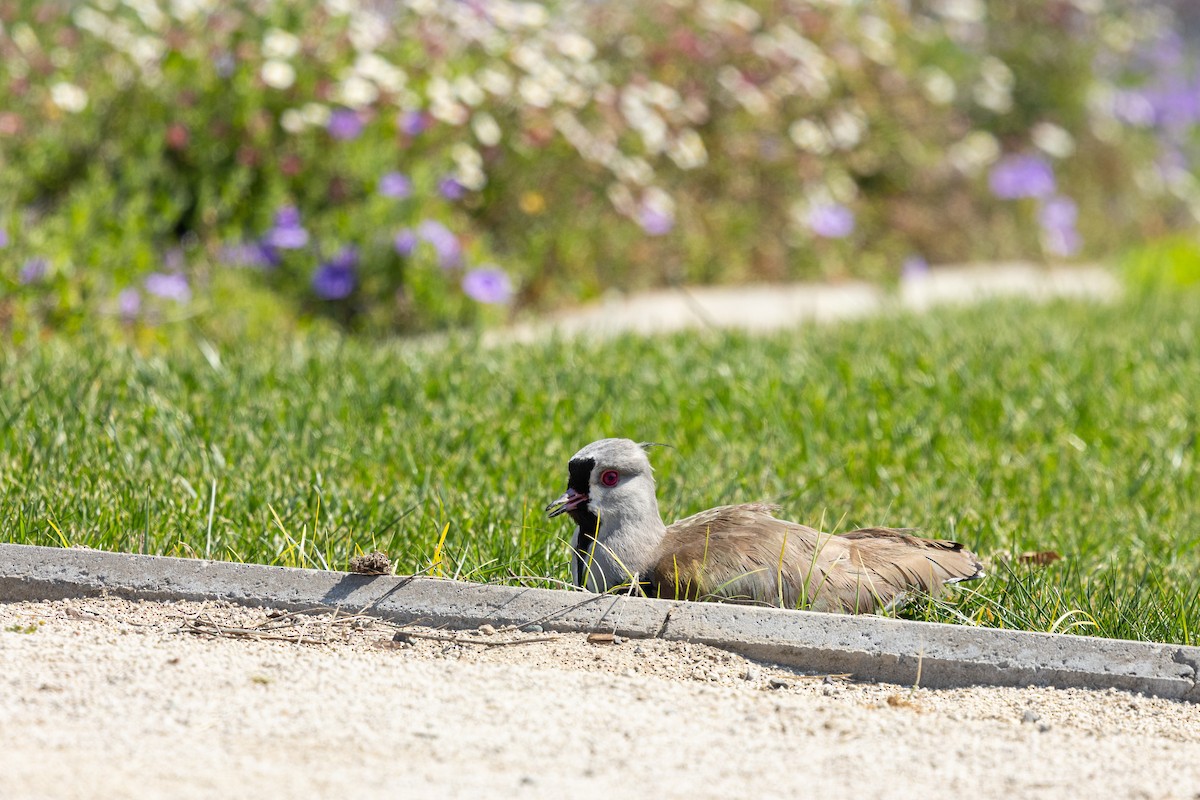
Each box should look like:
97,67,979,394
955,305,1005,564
974,83,1012,113
261,60,296,90
452,142,483,171
979,57,1014,91
858,16,895,65
637,113,668,154
701,0,760,31
125,0,165,30
514,2,548,27
452,143,487,189
453,75,484,107
355,53,406,92
339,74,378,107
131,36,164,67
606,183,636,216
510,43,545,73
667,129,708,170
1031,122,1076,159
73,8,111,37
645,82,681,111
11,23,39,55
430,97,468,125
946,131,1000,175
556,32,596,62
788,119,831,155
456,166,487,191
280,108,305,133
918,67,956,105
974,60,1014,113
615,156,654,186
931,0,985,24
349,12,387,52
50,82,88,113
477,68,513,97
170,0,218,22
301,102,331,126
426,76,454,105
472,112,502,146
518,76,553,108
727,2,762,31
263,29,300,60
827,106,867,150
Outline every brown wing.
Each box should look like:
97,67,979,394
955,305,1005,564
837,527,984,606
651,506,983,613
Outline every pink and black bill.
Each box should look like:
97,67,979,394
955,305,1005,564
546,457,601,588
545,457,596,524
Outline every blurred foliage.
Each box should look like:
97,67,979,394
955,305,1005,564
1123,235,1200,292
0,0,1195,338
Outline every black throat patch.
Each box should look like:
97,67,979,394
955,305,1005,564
567,457,599,586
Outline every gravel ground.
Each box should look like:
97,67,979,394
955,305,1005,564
3,598,1198,800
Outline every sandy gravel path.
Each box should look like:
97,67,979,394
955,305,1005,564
3,598,1198,799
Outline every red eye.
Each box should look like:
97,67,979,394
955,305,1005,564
600,470,620,487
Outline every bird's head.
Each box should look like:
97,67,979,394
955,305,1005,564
545,438,659,534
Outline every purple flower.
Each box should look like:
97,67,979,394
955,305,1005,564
379,171,412,199
398,110,427,136
118,288,141,319
806,203,855,238
437,176,466,201
1150,83,1200,132
1111,90,1156,128
393,228,417,257
144,272,191,303
416,219,462,268
265,206,309,249
988,155,1056,200
0,229,9,248
275,206,302,228
220,241,279,269
462,266,513,304
312,247,358,300
1038,196,1081,257
1038,196,1078,231
327,109,364,140
19,257,48,284
638,204,675,236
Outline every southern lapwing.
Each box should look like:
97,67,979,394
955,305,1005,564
546,438,984,613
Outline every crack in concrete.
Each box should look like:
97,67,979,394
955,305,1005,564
655,607,676,640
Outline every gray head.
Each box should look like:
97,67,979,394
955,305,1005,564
545,438,655,523
545,438,666,590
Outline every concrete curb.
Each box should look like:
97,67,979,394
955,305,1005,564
2,543,1197,702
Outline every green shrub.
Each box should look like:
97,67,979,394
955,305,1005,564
0,1,1189,337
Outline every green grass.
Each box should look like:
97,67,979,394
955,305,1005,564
2,294,1198,645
